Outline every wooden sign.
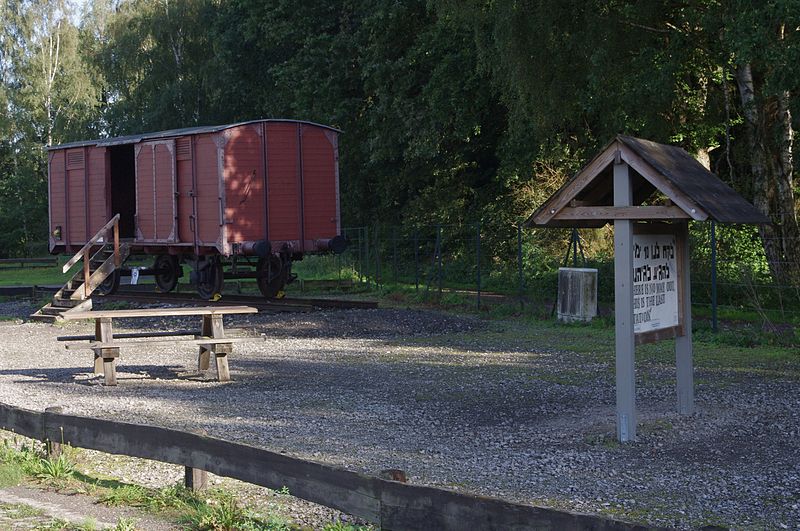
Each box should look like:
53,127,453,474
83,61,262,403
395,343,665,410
632,234,678,334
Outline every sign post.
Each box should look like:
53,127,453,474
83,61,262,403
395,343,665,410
527,135,769,444
613,161,636,442
675,223,694,414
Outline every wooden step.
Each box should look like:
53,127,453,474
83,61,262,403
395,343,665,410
29,309,57,323
40,304,66,315
52,297,89,309
29,300,92,322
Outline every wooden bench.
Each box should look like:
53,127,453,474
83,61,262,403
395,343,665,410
59,306,262,386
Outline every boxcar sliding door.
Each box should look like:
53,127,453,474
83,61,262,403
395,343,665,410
134,140,177,242
300,125,339,246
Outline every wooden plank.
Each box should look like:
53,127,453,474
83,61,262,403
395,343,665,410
94,318,118,384
198,315,212,371
43,412,383,522
533,146,617,225
45,407,64,458
379,480,643,531
0,403,43,439
635,325,683,346
0,258,57,268
631,222,678,235
613,162,636,443
62,214,120,273
64,336,264,350
71,255,118,300
103,358,117,386
0,257,57,264
215,353,231,382
209,314,231,382
618,145,708,221
61,305,258,319
675,222,695,414
185,466,208,491
58,330,203,342
553,205,690,221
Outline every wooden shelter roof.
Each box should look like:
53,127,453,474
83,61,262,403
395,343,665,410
526,135,769,228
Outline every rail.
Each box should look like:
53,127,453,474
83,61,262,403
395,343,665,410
0,402,644,531
62,214,121,275
0,257,58,269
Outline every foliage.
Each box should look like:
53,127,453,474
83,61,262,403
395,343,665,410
0,0,797,290
31,452,75,481
180,492,295,531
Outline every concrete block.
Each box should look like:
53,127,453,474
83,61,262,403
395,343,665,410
557,267,598,323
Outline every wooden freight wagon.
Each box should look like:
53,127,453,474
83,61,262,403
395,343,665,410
46,119,346,299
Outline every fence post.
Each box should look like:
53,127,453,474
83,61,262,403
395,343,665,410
185,466,208,491
476,221,481,310
44,406,63,459
375,222,381,288
185,428,209,491
414,230,419,291
518,225,524,310
572,228,579,267
393,226,398,284
711,221,718,332
364,225,370,289
436,225,443,295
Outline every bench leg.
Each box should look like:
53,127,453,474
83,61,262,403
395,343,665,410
198,349,211,372
215,347,232,382
200,314,232,382
95,318,119,385
198,316,212,372
103,358,117,386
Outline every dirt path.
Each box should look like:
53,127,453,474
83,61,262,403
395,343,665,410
0,484,176,529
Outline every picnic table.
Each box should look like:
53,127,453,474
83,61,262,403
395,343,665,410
59,306,262,385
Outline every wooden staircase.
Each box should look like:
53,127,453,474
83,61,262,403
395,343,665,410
31,214,129,323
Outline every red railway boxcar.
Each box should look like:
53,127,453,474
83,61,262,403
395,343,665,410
47,119,346,298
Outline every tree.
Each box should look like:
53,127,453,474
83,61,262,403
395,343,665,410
0,0,101,256
94,0,217,133
440,0,800,283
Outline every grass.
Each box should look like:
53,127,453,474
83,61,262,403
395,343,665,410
0,502,46,518
0,263,68,286
374,285,799,386
0,462,24,488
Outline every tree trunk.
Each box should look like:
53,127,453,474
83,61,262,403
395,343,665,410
735,63,785,282
773,90,800,283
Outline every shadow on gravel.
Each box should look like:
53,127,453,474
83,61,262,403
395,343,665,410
0,364,183,384
236,308,487,341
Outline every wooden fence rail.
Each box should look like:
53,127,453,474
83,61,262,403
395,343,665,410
0,403,649,530
0,257,58,269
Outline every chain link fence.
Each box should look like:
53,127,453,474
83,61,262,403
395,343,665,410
295,220,800,328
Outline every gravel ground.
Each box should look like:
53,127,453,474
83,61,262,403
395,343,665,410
0,298,798,529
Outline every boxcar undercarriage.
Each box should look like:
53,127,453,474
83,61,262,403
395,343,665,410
76,230,346,300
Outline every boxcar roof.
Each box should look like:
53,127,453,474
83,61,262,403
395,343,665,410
48,119,342,151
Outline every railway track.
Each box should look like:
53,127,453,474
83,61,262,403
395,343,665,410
104,288,378,313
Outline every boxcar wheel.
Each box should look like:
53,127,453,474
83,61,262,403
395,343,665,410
257,256,287,299
95,270,121,296
154,255,180,293
196,258,223,300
